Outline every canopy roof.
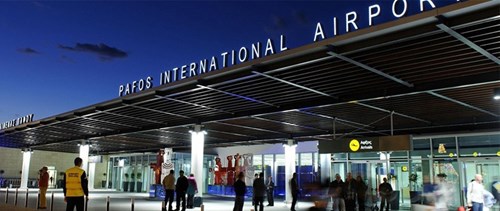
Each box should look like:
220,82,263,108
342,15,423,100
1,1,499,154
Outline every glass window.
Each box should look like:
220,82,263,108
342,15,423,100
432,137,456,158
253,154,263,173
458,134,500,157
412,139,431,158
349,152,379,159
275,154,286,197
301,153,313,166
263,155,274,179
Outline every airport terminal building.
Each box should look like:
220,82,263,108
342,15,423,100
1,0,499,210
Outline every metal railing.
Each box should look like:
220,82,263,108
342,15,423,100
1,188,176,211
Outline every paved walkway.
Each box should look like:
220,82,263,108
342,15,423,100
0,188,412,211
0,203,36,210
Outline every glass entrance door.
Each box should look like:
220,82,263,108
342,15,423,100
462,159,500,210
350,160,411,210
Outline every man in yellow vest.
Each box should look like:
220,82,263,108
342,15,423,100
63,157,89,211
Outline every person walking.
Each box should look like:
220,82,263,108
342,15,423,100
379,177,393,211
63,157,89,211
38,166,49,209
175,170,189,211
252,173,258,206
233,172,246,211
266,175,275,206
467,174,485,211
356,175,368,211
290,173,299,211
186,173,198,209
253,172,267,211
162,170,175,211
344,173,357,211
328,174,345,211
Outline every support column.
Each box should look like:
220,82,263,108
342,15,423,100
88,163,96,190
320,153,332,183
283,139,297,204
79,141,90,173
20,148,32,189
190,125,205,197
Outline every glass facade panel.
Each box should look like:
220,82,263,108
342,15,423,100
412,139,431,158
253,154,263,174
432,137,457,158
349,151,379,159
458,134,500,157
263,154,274,180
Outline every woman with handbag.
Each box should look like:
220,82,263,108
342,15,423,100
467,174,485,211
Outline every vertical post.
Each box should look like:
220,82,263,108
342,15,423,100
14,188,18,206
333,117,337,139
131,197,134,211
390,111,394,136
24,188,28,207
36,192,40,209
190,125,205,197
106,196,110,211
283,139,297,205
20,149,32,189
79,141,90,174
50,192,54,211
4,187,8,204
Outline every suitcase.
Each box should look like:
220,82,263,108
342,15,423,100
194,196,202,207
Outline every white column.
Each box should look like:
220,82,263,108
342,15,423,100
79,142,90,173
88,163,96,190
320,153,332,182
20,149,32,189
190,125,205,197
284,139,297,204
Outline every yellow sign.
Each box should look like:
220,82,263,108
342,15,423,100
473,152,478,157
449,153,454,157
402,166,408,172
349,139,360,152
497,151,500,157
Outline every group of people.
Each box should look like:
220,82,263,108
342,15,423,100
36,158,90,211
162,170,198,211
232,171,299,211
327,173,375,211
34,158,498,211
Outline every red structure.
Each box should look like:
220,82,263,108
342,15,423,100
214,157,226,185
234,153,241,179
213,153,245,185
149,149,164,184
226,155,234,185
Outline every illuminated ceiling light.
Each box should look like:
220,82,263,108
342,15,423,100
494,88,500,100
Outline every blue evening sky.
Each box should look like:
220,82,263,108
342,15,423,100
0,0,461,123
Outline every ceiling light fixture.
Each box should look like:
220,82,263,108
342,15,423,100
494,88,500,100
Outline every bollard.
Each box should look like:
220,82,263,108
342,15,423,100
50,192,54,211
36,193,40,209
131,197,134,211
106,196,110,211
201,204,204,211
25,188,29,207
14,188,18,206
161,200,166,211
4,187,8,204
